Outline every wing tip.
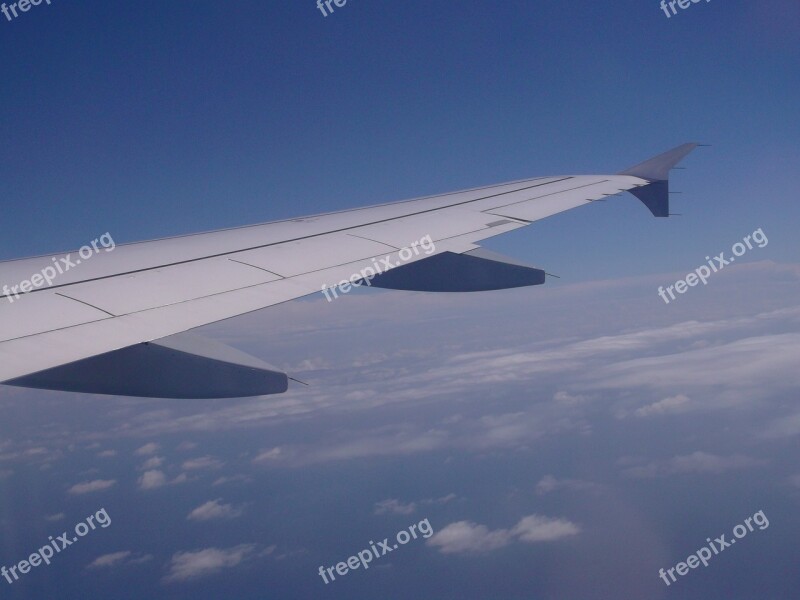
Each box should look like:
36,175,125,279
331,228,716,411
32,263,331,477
620,143,701,217
619,142,700,182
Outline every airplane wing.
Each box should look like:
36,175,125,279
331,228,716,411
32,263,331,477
0,143,699,398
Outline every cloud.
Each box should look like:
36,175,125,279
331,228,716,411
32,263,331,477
87,551,152,569
427,514,580,555
247,426,450,468
553,391,588,405
580,331,800,400
510,515,581,542
187,499,244,521
374,494,457,515
252,448,282,464
138,470,167,490
421,493,458,505
68,479,116,495
633,394,691,418
134,443,159,456
137,469,189,490
535,475,563,494
374,499,417,515
535,475,598,495
0,446,60,467
97,450,117,458
182,456,224,470
212,475,251,486
426,521,511,554
140,456,164,470
87,551,131,569
44,513,65,522
163,544,256,583
669,452,766,474
762,411,800,438
622,452,767,478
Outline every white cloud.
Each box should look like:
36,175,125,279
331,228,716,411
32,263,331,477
375,493,457,515
510,515,580,542
87,551,131,569
634,394,691,418
622,451,767,478
128,554,154,565
762,412,800,438
138,470,167,490
212,475,251,486
374,499,417,515
581,332,800,399
134,443,159,456
45,513,65,522
163,544,256,583
97,450,117,458
554,391,588,405
426,521,511,554
427,514,580,555
138,470,188,490
182,456,223,470
87,551,152,569
187,499,244,521
252,448,282,464
422,493,458,505
140,456,164,470
535,475,598,495
248,427,450,468
535,475,560,494
68,479,116,495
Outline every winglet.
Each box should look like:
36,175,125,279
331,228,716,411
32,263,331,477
619,143,699,217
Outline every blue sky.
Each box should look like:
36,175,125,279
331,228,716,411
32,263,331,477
0,1,799,599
